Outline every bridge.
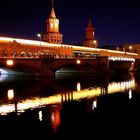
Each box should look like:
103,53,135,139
0,37,139,76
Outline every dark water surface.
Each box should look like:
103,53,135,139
0,73,140,138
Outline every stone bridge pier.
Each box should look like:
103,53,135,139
0,56,109,76
0,56,135,77
41,56,109,76
134,59,140,71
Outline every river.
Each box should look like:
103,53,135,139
0,72,139,139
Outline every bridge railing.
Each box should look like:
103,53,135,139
93,49,139,58
72,45,140,59
0,54,75,60
0,49,139,60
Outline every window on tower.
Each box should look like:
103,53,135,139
50,23,53,29
93,40,97,44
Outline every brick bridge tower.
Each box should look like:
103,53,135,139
43,0,63,44
83,19,98,48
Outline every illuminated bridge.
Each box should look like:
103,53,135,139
0,37,139,76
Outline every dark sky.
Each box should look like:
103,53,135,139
0,0,140,46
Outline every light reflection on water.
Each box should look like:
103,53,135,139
0,72,139,138
0,73,136,115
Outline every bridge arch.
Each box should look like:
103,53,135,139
12,51,18,57
55,63,97,73
51,59,98,73
27,52,32,57
2,51,8,57
20,51,26,57
33,52,38,57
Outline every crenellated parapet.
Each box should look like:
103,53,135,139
0,37,73,58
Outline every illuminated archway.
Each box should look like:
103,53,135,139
27,52,32,57
12,51,18,57
20,52,26,57
3,51,8,57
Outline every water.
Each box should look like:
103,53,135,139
0,73,140,138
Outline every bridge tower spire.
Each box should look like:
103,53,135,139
50,0,56,18
83,19,98,48
43,0,63,44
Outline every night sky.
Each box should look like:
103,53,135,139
0,0,140,47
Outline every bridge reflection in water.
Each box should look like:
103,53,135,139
0,75,136,115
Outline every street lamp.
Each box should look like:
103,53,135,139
37,33,42,43
129,46,132,52
37,33,42,58
37,33,41,38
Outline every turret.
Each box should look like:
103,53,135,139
43,0,63,44
83,19,98,48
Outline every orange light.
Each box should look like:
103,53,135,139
6,60,14,66
7,89,14,100
76,60,81,64
0,79,135,115
51,110,61,132
93,40,97,44
77,82,81,92
0,36,59,46
129,46,132,50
